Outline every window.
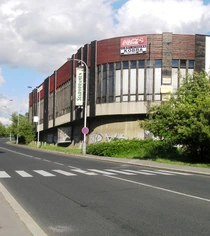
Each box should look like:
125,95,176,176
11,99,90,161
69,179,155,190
180,60,186,68
188,60,194,69
102,64,107,103
155,60,162,68
109,63,114,102
172,60,179,68
116,62,121,70
130,60,137,69
138,60,145,68
96,65,101,104
123,61,129,69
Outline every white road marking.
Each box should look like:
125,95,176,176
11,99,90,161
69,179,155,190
52,170,77,176
105,169,137,175
0,171,11,178
88,169,117,175
54,162,64,166
71,169,98,176
156,170,193,175
33,170,56,177
105,175,210,203
123,169,156,175
43,159,51,163
15,171,33,177
140,170,174,175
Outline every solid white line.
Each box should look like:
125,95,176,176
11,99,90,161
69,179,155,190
43,159,51,163
15,171,33,177
0,171,11,178
123,169,156,175
52,170,77,176
156,170,193,176
88,169,117,175
140,170,174,175
105,169,137,175
0,147,33,158
33,170,56,177
71,169,98,176
105,175,210,203
0,183,47,236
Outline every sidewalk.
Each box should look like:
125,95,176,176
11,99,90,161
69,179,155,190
1,154,210,236
0,190,32,236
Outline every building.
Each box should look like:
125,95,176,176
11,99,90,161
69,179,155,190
28,32,210,146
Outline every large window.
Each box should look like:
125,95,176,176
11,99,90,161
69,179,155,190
102,64,107,103
95,59,184,104
109,63,114,102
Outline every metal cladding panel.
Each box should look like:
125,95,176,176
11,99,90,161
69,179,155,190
56,62,72,88
38,83,44,100
43,78,49,130
29,92,33,107
49,74,55,92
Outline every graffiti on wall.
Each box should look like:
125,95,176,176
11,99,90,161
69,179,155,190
89,133,103,144
89,133,128,144
105,133,128,142
57,127,72,143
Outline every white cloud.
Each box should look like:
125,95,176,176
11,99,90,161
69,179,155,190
0,0,210,74
0,68,5,87
115,0,210,35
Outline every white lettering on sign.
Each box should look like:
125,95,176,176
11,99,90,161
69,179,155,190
121,37,145,46
75,67,84,106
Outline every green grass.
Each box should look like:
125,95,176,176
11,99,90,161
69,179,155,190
28,143,82,154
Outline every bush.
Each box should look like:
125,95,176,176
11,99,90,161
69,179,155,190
87,139,180,159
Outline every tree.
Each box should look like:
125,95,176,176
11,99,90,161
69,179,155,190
141,71,210,162
0,122,7,137
10,112,36,144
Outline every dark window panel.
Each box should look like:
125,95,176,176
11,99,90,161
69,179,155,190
123,61,129,69
180,59,186,68
130,60,137,68
172,59,179,68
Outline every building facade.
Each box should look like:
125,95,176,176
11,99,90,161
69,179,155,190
28,32,210,146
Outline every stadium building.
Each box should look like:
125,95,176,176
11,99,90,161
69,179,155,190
28,32,210,146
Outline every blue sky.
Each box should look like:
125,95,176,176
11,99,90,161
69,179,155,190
0,0,210,125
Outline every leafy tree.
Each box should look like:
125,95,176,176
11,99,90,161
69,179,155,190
10,112,36,144
0,122,7,137
141,71,210,162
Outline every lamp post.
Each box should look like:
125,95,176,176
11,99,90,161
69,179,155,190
7,99,19,144
28,86,42,147
67,58,89,155
17,106,19,144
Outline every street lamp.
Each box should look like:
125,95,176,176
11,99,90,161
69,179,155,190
8,99,19,144
28,86,41,147
67,58,89,155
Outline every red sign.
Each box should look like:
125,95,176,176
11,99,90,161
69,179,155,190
82,127,89,135
120,36,147,55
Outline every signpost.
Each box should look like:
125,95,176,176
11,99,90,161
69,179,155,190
82,127,89,135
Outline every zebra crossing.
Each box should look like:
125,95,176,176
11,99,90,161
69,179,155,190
0,168,192,179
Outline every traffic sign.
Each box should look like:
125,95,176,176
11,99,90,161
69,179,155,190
82,127,89,134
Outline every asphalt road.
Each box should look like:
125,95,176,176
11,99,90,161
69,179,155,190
0,139,210,236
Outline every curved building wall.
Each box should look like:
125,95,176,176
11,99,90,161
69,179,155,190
28,33,210,145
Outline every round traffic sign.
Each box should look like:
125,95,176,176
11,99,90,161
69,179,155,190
82,127,89,134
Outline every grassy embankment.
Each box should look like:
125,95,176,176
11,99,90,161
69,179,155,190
28,139,210,168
